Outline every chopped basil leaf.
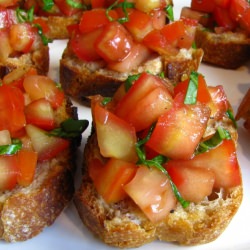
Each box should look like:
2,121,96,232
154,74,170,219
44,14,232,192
101,97,112,106
192,41,197,49
195,127,231,155
226,109,237,128
184,71,199,105
106,0,135,23
125,74,140,91
135,123,190,208
34,23,53,45
48,118,89,138
42,0,54,11
16,7,34,23
165,5,174,22
0,139,22,155
66,0,87,10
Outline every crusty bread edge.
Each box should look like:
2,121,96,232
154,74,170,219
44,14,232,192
74,121,243,248
0,98,80,242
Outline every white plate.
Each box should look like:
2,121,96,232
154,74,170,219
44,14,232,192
1,1,250,249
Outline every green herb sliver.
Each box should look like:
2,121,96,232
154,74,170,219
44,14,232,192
184,71,199,105
226,109,237,128
48,118,89,138
66,0,87,10
165,5,174,22
0,139,22,155
195,127,231,155
135,124,190,208
106,0,135,23
42,0,54,11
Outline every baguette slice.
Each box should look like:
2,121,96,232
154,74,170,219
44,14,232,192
60,43,203,102
75,132,242,248
74,72,243,248
0,70,82,242
195,26,250,69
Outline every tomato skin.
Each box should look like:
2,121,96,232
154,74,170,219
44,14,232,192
79,9,118,33
124,166,177,223
191,0,216,12
17,149,38,186
166,164,215,203
146,93,211,160
240,8,250,32
23,75,65,109
25,98,55,130
229,0,249,22
94,21,134,62
54,0,82,16
94,103,138,162
107,42,151,73
0,155,19,191
9,23,35,53
70,28,102,61
165,140,241,189
89,157,137,203
174,74,212,104
0,84,26,136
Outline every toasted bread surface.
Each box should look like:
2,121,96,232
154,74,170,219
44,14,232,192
0,45,49,77
0,99,79,242
74,130,243,248
60,44,203,101
195,27,250,69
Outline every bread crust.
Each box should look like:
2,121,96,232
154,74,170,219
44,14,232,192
195,26,250,69
0,45,49,77
0,99,79,242
74,123,243,248
59,43,203,102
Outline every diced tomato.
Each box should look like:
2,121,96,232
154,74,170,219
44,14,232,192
107,42,151,73
123,9,155,42
0,29,12,62
33,18,50,34
213,6,237,30
94,21,134,62
0,155,19,191
191,0,216,13
0,0,18,7
0,8,17,28
91,0,106,8
166,164,215,203
135,0,166,13
229,0,249,22
164,139,241,189
70,28,103,61
25,124,70,162
208,85,229,120
146,93,211,160
174,74,212,104
151,9,166,29
214,0,230,8
89,157,137,203
124,166,177,223
23,75,65,109
115,73,173,131
25,98,55,130
54,0,83,16
94,103,138,162
79,9,118,33
9,23,35,53
240,8,250,33
17,149,38,186
0,84,26,136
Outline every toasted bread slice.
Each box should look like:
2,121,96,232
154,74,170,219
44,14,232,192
59,43,203,102
195,27,250,69
0,69,84,242
75,132,242,248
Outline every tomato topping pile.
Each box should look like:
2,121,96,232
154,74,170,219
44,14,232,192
89,72,241,223
0,67,88,192
181,0,250,33
68,0,197,72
